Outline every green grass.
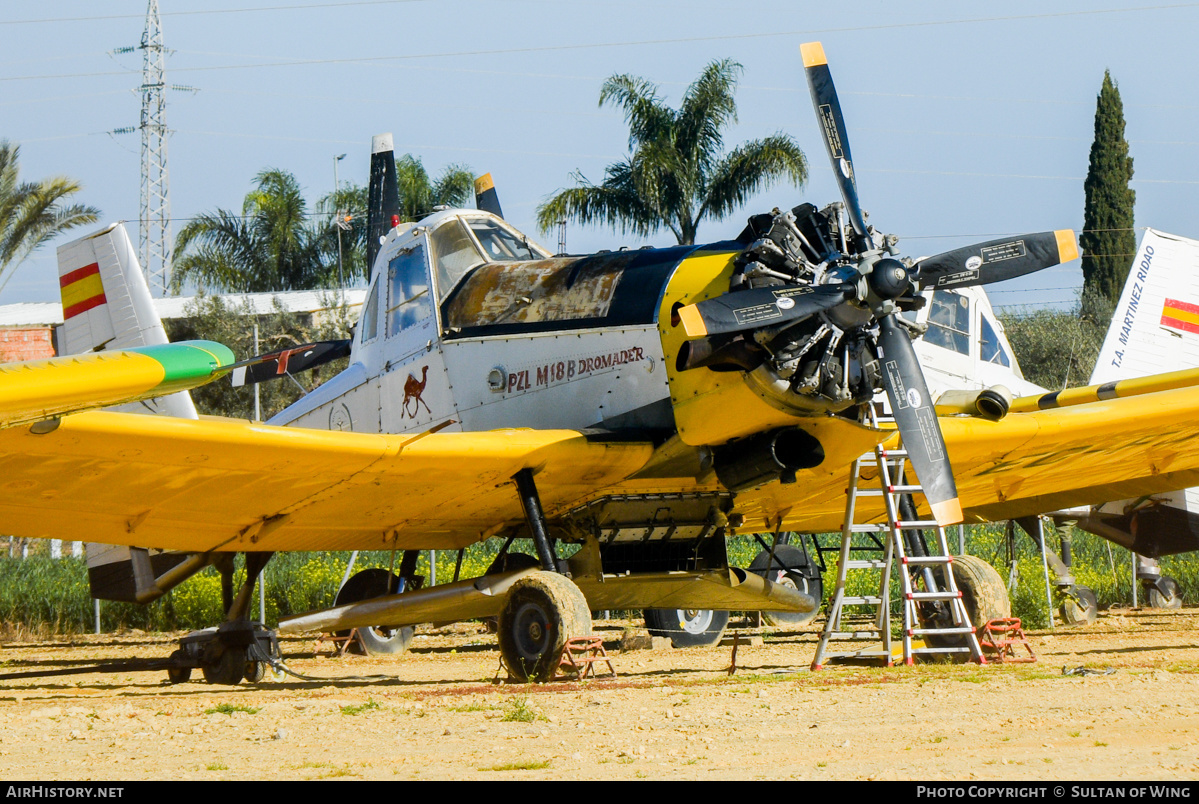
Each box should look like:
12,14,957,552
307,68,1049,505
340,699,380,716
204,703,259,716
500,695,545,723
480,759,551,772
206,762,228,771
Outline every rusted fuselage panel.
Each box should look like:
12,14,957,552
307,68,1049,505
441,244,731,337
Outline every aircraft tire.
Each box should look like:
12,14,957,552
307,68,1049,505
747,545,823,627
643,609,730,648
1147,576,1183,610
924,554,1010,649
334,568,415,656
244,661,266,683
498,571,591,682
1060,585,1098,626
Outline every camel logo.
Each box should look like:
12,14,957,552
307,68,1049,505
402,365,432,418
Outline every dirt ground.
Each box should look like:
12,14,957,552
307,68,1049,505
1,608,1198,781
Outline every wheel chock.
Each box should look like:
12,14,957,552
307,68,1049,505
978,617,1036,663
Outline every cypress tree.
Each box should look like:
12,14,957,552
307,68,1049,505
1080,71,1136,303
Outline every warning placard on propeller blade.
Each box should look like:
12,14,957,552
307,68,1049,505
733,304,785,326
980,240,1027,263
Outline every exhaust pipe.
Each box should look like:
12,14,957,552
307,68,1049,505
934,385,1012,421
714,427,824,492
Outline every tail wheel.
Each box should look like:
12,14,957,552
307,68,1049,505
924,554,1010,648
643,608,730,648
498,571,591,682
334,568,415,656
1147,576,1183,610
747,545,823,626
1060,585,1098,626
166,649,191,685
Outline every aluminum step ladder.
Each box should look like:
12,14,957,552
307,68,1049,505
811,437,986,669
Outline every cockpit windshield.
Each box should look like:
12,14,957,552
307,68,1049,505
428,216,550,302
468,220,543,261
429,220,484,301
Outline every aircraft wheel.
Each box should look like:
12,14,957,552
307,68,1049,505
1148,576,1183,610
334,568,414,656
202,645,246,685
166,649,191,684
483,553,541,633
643,608,730,648
244,660,266,683
747,545,823,627
924,555,1010,648
1060,585,1099,626
498,571,591,682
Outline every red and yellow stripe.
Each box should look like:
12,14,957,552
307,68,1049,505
60,262,107,319
1161,298,1199,334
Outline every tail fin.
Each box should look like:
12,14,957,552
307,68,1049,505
58,223,206,602
474,173,504,218
56,222,197,419
366,133,400,275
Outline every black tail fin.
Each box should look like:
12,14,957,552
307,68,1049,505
366,133,400,274
474,172,503,218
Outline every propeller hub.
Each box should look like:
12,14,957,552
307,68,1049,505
867,258,910,300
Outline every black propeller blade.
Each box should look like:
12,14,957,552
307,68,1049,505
366,133,401,274
230,339,352,387
913,229,1079,290
474,173,504,218
876,315,961,525
677,282,856,338
802,41,871,253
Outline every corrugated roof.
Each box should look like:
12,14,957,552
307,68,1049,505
0,289,367,328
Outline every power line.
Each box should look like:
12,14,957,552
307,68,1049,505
5,4,1199,82
0,1,431,26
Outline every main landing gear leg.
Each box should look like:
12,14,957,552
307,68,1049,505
168,551,282,685
499,469,591,682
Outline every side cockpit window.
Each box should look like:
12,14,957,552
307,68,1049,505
387,245,433,336
923,290,970,355
980,315,1012,367
359,278,379,343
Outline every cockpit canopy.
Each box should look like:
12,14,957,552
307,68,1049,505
412,210,552,303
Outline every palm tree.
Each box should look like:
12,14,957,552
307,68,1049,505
315,154,474,283
0,140,99,292
173,169,334,293
537,60,807,245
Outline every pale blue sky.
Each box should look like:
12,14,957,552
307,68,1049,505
4,1,1199,310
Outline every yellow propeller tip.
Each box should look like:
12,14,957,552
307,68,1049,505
1055,229,1080,264
801,42,827,68
676,304,708,338
931,497,963,527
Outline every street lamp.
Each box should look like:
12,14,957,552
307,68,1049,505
334,153,347,291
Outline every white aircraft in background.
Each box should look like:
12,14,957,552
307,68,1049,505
1047,229,1199,612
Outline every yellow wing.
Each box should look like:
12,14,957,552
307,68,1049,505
736,384,1199,532
3,381,1199,552
0,411,653,552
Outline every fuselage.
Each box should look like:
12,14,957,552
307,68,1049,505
271,209,743,438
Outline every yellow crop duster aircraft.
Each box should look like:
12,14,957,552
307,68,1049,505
6,43,1199,685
